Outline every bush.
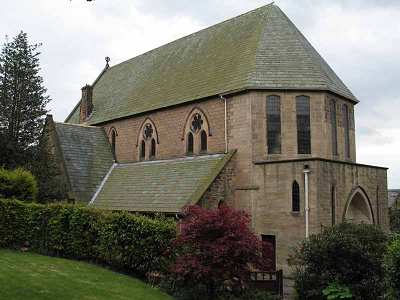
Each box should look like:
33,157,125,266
390,208,400,233
289,223,388,300
168,205,272,300
0,199,176,277
385,234,400,298
0,167,38,201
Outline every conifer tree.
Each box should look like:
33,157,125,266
0,31,49,168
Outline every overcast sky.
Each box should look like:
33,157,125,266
1,0,399,188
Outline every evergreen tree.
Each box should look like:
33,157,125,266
0,31,50,169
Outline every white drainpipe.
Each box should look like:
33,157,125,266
303,165,311,238
219,95,228,153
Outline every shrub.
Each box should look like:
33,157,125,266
289,223,388,300
322,282,352,300
0,167,38,201
389,208,400,233
385,234,400,298
0,199,176,277
168,205,272,300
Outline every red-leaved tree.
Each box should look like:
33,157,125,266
170,205,272,299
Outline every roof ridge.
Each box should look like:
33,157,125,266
55,121,100,129
106,3,275,72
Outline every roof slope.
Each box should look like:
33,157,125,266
66,4,356,125
54,123,114,202
90,152,234,213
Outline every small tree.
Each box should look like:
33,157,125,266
169,205,272,300
290,223,388,300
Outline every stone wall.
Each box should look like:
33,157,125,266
100,97,226,162
249,90,356,163
251,159,388,274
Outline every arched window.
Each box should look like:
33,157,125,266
187,132,194,154
200,130,207,152
137,118,159,161
266,95,281,154
183,108,210,155
111,129,116,157
296,96,311,154
330,99,338,156
150,138,156,159
343,104,350,158
331,185,336,225
140,140,146,160
292,181,300,212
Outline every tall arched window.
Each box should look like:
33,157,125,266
111,129,116,157
266,95,281,154
330,99,338,156
150,138,156,158
183,108,210,155
343,104,350,158
292,181,300,212
187,132,194,154
137,118,159,161
331,185,336,225
200,130,207,152
296,96,311,154
140,140,146,160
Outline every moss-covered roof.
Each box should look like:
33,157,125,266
90,152,234,213
54,122,114,202
65,4,356,125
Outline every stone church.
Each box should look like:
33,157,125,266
45,4,388,274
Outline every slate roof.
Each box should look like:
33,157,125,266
90,152,234,213
54,122,114,202
66,4,356,125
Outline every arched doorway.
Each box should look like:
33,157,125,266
343,188,374,224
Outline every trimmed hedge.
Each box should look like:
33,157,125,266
0,168,38,201
0,199,176,276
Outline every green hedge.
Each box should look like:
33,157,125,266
0,199,176,276
0,168,38,201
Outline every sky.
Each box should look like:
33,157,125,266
1,0,399,188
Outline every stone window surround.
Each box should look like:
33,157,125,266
182,107,211,155
108,127,118,159
136,118,159,161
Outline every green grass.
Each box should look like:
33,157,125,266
0,249,173,300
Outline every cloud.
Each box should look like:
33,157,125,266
0,0,399,187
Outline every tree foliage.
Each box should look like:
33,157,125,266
390,208,400,233
385,234,400,299
290,223,388,300
0,31,49,169
0,167,38,201
169,205,272,300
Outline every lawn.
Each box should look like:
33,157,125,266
0,249,173,300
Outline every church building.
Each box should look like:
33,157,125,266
45,4,389,274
